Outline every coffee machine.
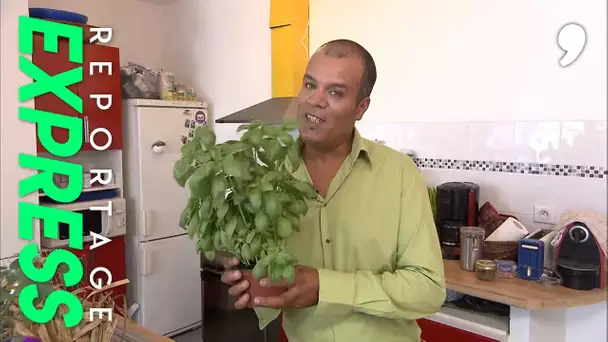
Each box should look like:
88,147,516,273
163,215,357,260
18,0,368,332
555,222,605,291
436,182,480,260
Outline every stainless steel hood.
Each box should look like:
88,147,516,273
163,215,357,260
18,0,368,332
214,96,298,124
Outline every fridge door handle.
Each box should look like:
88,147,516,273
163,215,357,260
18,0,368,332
141,209,151,237
140,246,151,276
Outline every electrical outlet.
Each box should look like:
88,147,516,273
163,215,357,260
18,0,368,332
533,205,555,224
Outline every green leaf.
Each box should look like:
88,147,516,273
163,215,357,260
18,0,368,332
278,132,294,147
178,204,194,229
173,157,194,187
211,175,227,200
245,231,256,244
180,140,197,158
237,124,250,132
194,150,212,163
246,127,263,145
269,263,283,282
263,139,281,161
188,162,214,196
285,213,301,232
216,203,229,221
204,249,216,261
252,261,268,280
277,217,293,238
263,192,282,219
241,244,252,261
282,266,296,284
187,212,201,238
259,182,274,192
289,199,308,215
262,125,281,137
249,235,262,255
195,126,216,148
222,155,247,179
287,144,301,172
247,188,262,211
254,212,270,232
213,231,222,250
261,170,282,184
224,215,238,237
199,197,212,219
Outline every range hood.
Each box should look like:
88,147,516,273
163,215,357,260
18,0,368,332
214,96,298,124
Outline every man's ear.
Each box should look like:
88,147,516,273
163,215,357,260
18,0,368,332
355,97,371,121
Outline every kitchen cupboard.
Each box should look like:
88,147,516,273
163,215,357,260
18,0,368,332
32,34,123,153
418,318,499,342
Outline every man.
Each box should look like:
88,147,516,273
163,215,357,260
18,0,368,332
221,39,445,342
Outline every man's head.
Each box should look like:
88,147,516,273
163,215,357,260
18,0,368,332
297,39,377,150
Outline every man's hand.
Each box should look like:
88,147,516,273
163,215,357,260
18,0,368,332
253,265,320,309
219,256,250,310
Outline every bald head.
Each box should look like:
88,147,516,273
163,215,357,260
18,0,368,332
316,39,377,101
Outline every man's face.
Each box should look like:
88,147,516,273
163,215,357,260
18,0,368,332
296,50,369,148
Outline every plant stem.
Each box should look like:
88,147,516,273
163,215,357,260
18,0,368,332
226,176,249,226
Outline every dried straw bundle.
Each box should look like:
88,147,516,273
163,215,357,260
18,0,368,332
1,253,131,342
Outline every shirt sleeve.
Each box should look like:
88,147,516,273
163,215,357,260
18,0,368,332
313,158,446,322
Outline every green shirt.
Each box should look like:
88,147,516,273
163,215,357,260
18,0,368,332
255,129,446,342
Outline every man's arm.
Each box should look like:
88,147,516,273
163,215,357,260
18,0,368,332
313,158,446,322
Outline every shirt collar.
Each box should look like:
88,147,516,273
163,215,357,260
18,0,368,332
350,128,373,168
295,128,373,169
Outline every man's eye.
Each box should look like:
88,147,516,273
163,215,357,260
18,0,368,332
329,91,342,97
304,83,314,89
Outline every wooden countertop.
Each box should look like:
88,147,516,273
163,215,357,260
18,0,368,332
444,260,607,310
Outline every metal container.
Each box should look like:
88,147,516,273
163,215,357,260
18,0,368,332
475,259,498,281
460,226,485,271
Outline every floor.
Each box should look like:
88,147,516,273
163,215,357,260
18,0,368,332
173,328,202,341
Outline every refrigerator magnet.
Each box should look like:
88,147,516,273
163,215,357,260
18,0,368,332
195,111,207,125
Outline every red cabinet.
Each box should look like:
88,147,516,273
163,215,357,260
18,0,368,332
89,235,127,300
32,34,123,153
64,235,127,306
418,318,499,342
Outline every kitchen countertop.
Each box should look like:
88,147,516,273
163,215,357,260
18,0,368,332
443,260,607,310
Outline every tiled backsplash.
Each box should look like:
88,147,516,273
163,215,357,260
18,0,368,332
356,121,607,167
356,120,607,231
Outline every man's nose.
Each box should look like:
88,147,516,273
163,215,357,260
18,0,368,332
306,88,328,108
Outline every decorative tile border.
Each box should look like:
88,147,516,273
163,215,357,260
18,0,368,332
412,158,607,179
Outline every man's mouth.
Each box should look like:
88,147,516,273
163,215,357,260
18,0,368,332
305,113,324,125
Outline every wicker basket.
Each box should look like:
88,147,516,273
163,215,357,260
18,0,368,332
483,240,518,261
478,202,520,261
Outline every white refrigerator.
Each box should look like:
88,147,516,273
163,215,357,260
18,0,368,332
122,99,207,336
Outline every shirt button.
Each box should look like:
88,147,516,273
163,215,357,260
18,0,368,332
325,238,331,244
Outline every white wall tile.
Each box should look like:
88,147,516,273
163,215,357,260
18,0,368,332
469,122,515,161
513,121,561,164
560,121,607,167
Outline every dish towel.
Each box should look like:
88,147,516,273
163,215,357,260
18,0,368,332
550,210,607,258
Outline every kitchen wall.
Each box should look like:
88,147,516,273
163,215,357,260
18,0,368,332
160,0,271,128
0,0,39,258
28,0,167,69
311,0,607,231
